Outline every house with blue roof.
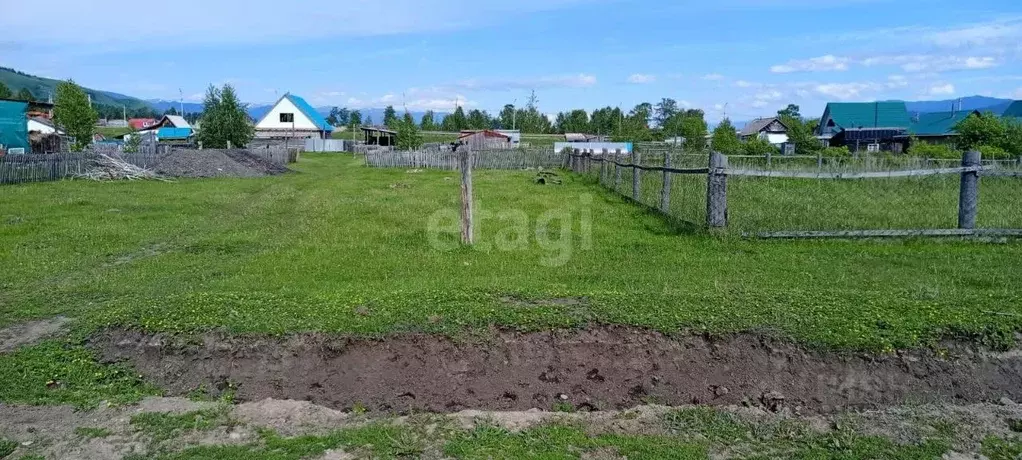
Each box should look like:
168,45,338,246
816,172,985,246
254,93,334,140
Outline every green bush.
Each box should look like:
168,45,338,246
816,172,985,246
742,136,778,156
908,140,960,159
978,145,1012,160
820,146,851,157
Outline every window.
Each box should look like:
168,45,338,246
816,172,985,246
867,143,880,153
280,113,294,123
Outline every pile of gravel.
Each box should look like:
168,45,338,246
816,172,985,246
153,149,289,178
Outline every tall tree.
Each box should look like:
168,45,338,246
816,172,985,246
557,109,589,134
396,111,422,150
196,84,253,149
336,107,350,126
499,104,516,130
326,107,340,126
654,98,679,127
164,106,178,116
466,109,490,130
14,88,35,102
349,110,362,128
420,110,436,131
955,112,1005,150
711,118,742,155
777,104,801,119
0,82,11,99
442,106,467,132
383,105,398,128
53,79,98,151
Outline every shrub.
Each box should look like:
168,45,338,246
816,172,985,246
978,145,1012,160
908,139,960,159
742,136,778,156
820,146,851,157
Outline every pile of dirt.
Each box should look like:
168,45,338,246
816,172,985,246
152,149,288,178
93,326,1022,415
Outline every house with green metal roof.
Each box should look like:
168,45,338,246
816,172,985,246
254,93,334,140
817,101,911,152
903,110,980,144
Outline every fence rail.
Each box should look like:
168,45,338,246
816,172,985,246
365,148,562,170
567,146,1022,238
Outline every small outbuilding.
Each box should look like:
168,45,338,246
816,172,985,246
458,129,512,150
361,126,397,147
739,117,789,145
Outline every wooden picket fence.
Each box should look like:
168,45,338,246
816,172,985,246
365,148,561,170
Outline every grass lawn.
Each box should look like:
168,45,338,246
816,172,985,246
1,154,1021,353
95,126,131,138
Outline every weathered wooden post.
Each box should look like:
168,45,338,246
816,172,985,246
706,151,728,230
198,141,203,150
598,149,606,185
632,150,641,201
460,146,474,244
817,151,823,170
614,149,622,191
660,150,672,213
227,140,232,149
765,151,772,168
958,150,981,230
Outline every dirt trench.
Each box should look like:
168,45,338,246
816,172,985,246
93,327,1022,414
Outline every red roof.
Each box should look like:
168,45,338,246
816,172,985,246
128,118,157,130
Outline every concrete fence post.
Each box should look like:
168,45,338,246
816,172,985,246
227,140,232,149
706,151,729,230
958,150,981,230
660,150,672,213
614,149,622,191
632,150,641,201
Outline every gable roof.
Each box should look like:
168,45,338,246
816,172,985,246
285,93,332,131
907,111,978,136
28,116,55,129
740,117,787,136
822,102,910,130
160,115,191,129
1002,101,1022,118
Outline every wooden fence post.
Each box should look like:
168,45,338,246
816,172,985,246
660,149,672,213
614,149,622,191
765,151,772,168
706,151,728,230
632,150,641,201
817,152,823,170
958,150,981,230
460,147,474,244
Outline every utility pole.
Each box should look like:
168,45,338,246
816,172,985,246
179,88,184,117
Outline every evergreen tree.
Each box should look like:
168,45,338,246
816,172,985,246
349,110,362,128
396,112,422,150
0,82,11,99
383,105,398,128
710,118,742,155
420,110,436,130
53,80,98,151
196,84,253,148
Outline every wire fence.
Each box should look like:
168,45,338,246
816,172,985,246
365,148,562,170
568,145,1022,238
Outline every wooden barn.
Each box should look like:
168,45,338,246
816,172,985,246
458,130,512,150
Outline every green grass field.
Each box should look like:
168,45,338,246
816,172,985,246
2,154,1021,352
95,126,131,138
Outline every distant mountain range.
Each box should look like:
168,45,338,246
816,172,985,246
902,96,1013,114
147,99,447,125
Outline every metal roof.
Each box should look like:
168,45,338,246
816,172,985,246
907,111,977,136
285,94,333,132
739,117,787,136
162,115,191,129
821,102,910,130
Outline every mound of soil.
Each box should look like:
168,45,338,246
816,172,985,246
93,327,1022,415
153,149,288,178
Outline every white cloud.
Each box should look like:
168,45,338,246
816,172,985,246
813,82,879,100
926,20,1022,48
867,55,1001,73
627,73,656,84
702,73,726,81
452,73,597,91
734,80,757,88
927,83,955,96
770,55,851,73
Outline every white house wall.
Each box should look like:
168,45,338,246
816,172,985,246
255,98,319,130
27,119,57,134
764,133,789,145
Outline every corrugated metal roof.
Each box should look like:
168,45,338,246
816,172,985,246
823,102,910,130
285,94,333,131
907,111,976,136
157,127,193,139
1002,101,1022,118
163,115,191,129
739,117,786,136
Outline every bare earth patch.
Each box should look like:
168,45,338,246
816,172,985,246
0,316,71,353
93,326,1022,415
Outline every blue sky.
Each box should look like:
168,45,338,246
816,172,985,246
3,0,1021,121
